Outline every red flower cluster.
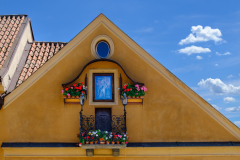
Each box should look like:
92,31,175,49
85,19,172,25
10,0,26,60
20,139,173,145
75,86,82,90
123,83,130,92
62,82,86,97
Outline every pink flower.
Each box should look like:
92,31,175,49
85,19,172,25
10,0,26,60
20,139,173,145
67,93,70,96
126,142,128,144
143,86,147,91
135,93,138,95
135,84,141,91
141,87,144,90
118,135,122,138
61,90,64,93
71,87,73,89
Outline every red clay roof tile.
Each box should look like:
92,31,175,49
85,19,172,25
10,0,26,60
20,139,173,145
15,42,67,87
0,15,27,69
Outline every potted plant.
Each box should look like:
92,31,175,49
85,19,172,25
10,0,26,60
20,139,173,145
106,139,110,144
94,134,98,144
77,132,86,146
113,134,119,144
106,134,112,144
86,136,90,144
99,138,104,144
90,136,94,144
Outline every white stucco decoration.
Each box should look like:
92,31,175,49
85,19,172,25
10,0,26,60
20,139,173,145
91,35,114,59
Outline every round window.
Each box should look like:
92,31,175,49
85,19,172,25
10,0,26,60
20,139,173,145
96,41,110,58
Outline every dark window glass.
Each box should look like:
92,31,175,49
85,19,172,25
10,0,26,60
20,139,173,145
96,41,109,58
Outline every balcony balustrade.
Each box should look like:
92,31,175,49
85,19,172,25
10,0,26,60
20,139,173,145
80,115,126,133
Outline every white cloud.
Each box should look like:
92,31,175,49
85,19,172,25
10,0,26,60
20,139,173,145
225,106,240,112
223,97,236,103
198,78,240,95
207,98,212,101
215,64,219,66
216,52,231,56
179,25,223,45
227,75,234,79
196,56,203,60
212,104,221,110
234,121,240,126
178,45,211,55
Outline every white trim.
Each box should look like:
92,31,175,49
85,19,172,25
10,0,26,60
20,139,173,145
91,35,114,59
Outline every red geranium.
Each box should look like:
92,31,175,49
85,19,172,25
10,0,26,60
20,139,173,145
82,91,85,95
127,89,129,92
73,83,77,87
75,87,81,90
87,136,90,139
65,88,68,91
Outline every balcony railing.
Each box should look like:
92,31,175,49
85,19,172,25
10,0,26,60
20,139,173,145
80,115,126,133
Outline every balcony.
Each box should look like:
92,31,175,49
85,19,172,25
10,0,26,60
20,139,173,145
80,115,126,133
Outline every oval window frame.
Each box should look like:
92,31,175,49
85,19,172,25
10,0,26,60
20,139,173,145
95,40,110,58
91,35,114,59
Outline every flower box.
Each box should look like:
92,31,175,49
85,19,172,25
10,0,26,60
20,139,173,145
62,82,87,104
64,98,80,104
77,130,129,147
62,82,87,97
127,98,143,105
120,83,146,105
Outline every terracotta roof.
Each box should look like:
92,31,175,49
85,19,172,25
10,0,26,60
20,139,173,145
0,15,27,69
15,42,67,87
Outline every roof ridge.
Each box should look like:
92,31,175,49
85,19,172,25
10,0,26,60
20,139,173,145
0,14,28,18
33,41,68,44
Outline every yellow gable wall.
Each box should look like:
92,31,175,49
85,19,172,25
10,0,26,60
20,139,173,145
0,23,239,159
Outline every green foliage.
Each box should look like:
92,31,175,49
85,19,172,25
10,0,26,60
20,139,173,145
62,82,87,97
121,83,147,98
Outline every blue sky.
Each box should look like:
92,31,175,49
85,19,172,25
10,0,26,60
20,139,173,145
1,0,240,127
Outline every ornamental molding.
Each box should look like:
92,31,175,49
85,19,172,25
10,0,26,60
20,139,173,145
91,35,114,59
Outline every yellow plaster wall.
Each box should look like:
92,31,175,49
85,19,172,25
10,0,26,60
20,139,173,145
0,23,239,159
5,157,240,160
2,146,240,159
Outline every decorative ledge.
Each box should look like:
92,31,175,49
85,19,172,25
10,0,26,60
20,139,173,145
64,98,143,105
81,144,126,149
127,98,143,105
64,98,80,104
2,142,240,148
2,142,240,158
